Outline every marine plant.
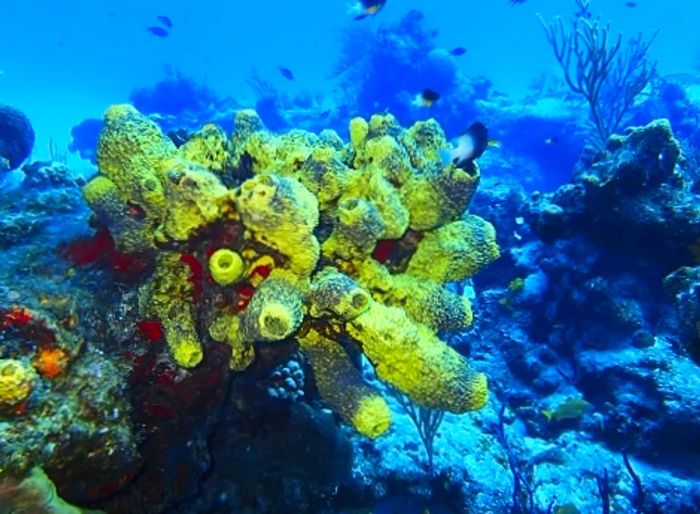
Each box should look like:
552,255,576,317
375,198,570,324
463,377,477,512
390,386,445,474
595,468,610,514
622,453,645,514
539,0,657,144
495,400,554,513
81,104,500,438
47,138,69,165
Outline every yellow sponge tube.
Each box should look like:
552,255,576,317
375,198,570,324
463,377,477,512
209,249,245,286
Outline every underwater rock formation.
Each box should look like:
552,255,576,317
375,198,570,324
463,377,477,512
81,104,499,439
528,119,700,272
0,161,85,250
0,105,35,171
462,117,700,512
665,266,700,364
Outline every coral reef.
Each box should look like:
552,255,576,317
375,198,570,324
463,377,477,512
9,57,700,512
0,105,35,171
458,116,700,512
81,103,498,440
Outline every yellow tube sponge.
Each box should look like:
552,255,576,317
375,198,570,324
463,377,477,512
140,252,203,368
341,165,409,240
234,174,320,277
307,267,372,320
96,104,176,198
355,261,472,333
400,118,450,169
178,124,230,175
407,215,500,282
296,145,350,209
347,301,488,413
322,197,385,261
401,163,481,231
209,248,245,286
362,135,413,188
349,117,369,154
238,277,305,342
367,113,402,139
231,109,266,150
298,329,391,438
0,359,36,407
209,313,255,371
83,175,159,253
159,160,231,241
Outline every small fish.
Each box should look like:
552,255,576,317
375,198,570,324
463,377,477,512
412,88,440,108
0,156,9,171
544,136,558,145
319,109,331,121
279,67,294,81
440,122,490,169
157,15,173,28
542,397,591,422
625,1,638,7
450,47,467,56
510,0,527,5
353,0,387,20
146,26,169,37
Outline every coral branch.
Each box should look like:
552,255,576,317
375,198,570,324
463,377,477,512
539,0,656,144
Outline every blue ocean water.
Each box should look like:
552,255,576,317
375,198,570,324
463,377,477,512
1,0,700,513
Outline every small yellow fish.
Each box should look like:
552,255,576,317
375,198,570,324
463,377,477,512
543,397,591,422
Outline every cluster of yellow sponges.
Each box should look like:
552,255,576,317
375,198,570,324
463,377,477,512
84,105,500,438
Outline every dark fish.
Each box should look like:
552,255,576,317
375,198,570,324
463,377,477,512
510,0,527,5
440,122,489,168
146,26,169,37
625,1,638,6
450,47,467,56
354,0,387,20
279,67,294,81
319,109,331,121
157,15,173,28
413,88,440,108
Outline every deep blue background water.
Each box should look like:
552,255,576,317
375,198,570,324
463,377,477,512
1,0,697,162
